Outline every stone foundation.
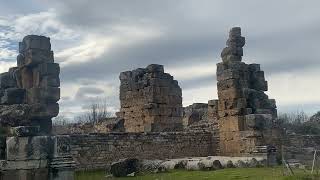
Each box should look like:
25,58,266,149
57,132,217,170
0,130,75,180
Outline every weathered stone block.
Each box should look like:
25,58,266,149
219,116,245,132
248,64,260,72
23,49,54,66
245,114,272,130
229,27,242,37
6,136,52,160
1,88,25,104
208,99,218,106
217,79,243,90
218,88,243,100
119,71,132,80
36,63,60,76
120,65,183,132
30,103,59,119
217,69,242,81
31,119,53,134
221,46,243,58
146,64,164,73
226,36,245,47
10,126,40,137
268,99,277,109
217,61,247,73
0,72,16,88
27,87,60,103
40,75,60,87
19,35,51,53
222,55,242,62
17,67,33,89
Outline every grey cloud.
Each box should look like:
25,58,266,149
37,1,316,94
3,0,320,116
75,87,105,99
179,75,216,90
278,103,320,116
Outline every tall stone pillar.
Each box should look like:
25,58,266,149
0,35,60,134
17,35,60,134
217,27,277,156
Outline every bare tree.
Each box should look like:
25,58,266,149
53,115,70,126
75,97,112,124
276,110,320,135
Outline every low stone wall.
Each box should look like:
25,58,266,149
284,134,320,149
56,132,217,170
282,134,320,166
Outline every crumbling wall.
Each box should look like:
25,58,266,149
57,132,217,170
217,27,277,156
281,134,320,166
183,101,219,134
118,64,183,132
0,35,60,134
52,118,125,135
183,103,208,127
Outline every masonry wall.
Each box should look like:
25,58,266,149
57,132,217,170
118,64,183,132
282,134,320,166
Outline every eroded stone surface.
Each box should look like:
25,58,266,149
118,64,183,132
217,27,277,156
0,35,60,134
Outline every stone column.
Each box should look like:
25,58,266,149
17,35,60,134
0,35,60,134
0,35,71,180
217,27,277,156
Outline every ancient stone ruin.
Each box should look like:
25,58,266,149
0,28,283,179
183,101,219,134
0,36,74,180
117,64,183,132
217,27,277,156
0,35,60,134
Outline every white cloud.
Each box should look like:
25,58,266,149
55,36,116,66
0,48,16,61
166,60,216,81
1,1,320,119
268,69,320,106
0,61,15,73
183,85,217,106
0,9,77,41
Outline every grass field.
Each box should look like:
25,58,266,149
75,167,320,180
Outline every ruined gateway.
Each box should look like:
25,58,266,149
0,27,279,179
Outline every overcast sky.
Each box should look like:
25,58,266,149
0,0,319,119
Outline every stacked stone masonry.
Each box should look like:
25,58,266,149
0,35,60,134
56,132,216,170
0,36,72,180
0,130,75,180
183,101,219,135
217,27,277,156
118,64,183,132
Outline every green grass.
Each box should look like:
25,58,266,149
75,167,320,180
